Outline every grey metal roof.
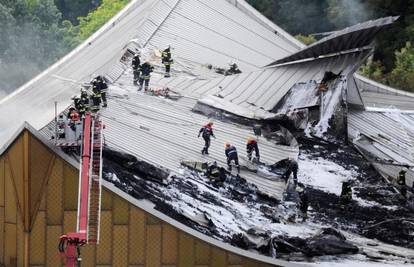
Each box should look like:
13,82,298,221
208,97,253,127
0,0,302,149
150,50,370,116
348,109,414,186
272,16,398,65
97,75,298,198
353,73,414,111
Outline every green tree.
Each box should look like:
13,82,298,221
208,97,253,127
76,0,129,41
387,42,414,92
295,34,317,45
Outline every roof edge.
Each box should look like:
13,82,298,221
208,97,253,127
354,73,414,98
0,122,79,169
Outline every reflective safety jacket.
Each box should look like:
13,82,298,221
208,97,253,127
225,146,238,159
162,48,173,65
199,124,214,139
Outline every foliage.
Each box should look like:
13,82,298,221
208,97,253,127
54,0,101,24
387,42,414,92
0,0,129,93
76,0,129,41
359,58,385,83
295,34,317,45
0,0,72,91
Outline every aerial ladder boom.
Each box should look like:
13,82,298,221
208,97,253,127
58,112,103,266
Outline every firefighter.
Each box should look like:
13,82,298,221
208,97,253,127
94,76,108,107
132,53,141,85
90,78,101,112
78,89,90,117
246,136,260,162
68,109,80,131
139,61,154,91
340,181,352,209
57,114,66,139
297,186,309,222
225,142,240,174
162,46,173,78
283,158,298,185
397,168,407,198
198,120,215,155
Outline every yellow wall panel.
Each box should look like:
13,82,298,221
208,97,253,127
63,211,77,235
38,190,46,212
0,207,3,263
129,207,145,265
29,136,53,219
63,165,78,211
0,158,4,207
5,163,17,224
16,214,24,267
101,190,112,210
46,159,63,225
178,232,194,267
211,247,226,267
113,225,129,267
80,241,96,267
96,211,112,265
195,240,210,265
227,252,243,265
162,224,178,264
7,136,24,213
4,223,17,267
146,225,162,267
30,211,46,265
46,226,62,267
113,195,129,225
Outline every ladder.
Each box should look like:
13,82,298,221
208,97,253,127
88,115,103,244
59,112,104,266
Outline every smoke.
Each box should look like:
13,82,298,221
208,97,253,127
0,90,7,101
327,0,373,30
0,1,74,93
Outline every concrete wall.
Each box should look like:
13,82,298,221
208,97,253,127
0,130,277,267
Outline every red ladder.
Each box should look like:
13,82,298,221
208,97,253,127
87,115,103,244
59,112,103,266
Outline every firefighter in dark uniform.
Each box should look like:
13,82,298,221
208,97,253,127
95,76,108,107
397,168,407,198
297,186,309,222
246,136,260,162
198,120,215,155
90,78,101,112
132,53,141,85
139,61,154,91
284,158,299,185
225,142,240,174
78,89,90,117
162,46,173,78
340,181,352,209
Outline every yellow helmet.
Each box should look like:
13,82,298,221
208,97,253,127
224,142,231,148
207,120,214,126
247,136,255,143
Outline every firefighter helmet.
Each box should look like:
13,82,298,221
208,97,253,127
224,142,231,148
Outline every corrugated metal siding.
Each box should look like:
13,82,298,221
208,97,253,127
0,0,303,149
353,73,414,110
150,51,369,115
348,110,414,186
272,16,398,65
102,80,298,197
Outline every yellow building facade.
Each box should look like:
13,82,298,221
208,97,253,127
0,128,279,267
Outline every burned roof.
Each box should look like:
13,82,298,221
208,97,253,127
271,16,398,65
